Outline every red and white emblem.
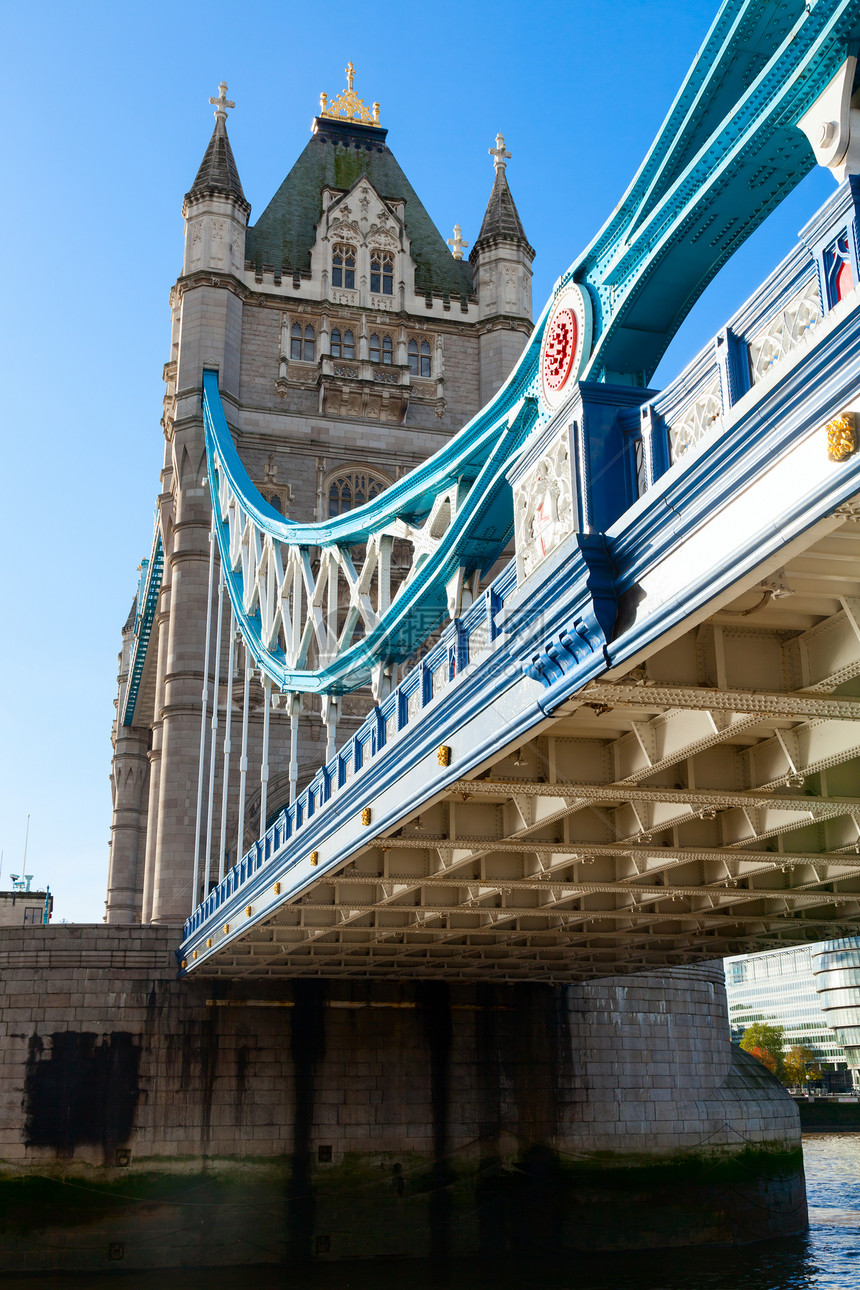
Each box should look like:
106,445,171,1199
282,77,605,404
539,283,592,410
543,309,577,392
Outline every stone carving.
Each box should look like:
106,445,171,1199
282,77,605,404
667,376,722,463
514,425,575,580
489,132,512,172
209,82,235,123
367,226,399,250
329,218,361,242
447,225,469,260
748,278,822,383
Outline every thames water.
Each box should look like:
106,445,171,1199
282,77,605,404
2,1134,858,1289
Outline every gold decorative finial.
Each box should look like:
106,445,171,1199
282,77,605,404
318,63,381,128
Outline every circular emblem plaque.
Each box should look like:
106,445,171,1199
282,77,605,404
542,309,577,392
539,283,592,411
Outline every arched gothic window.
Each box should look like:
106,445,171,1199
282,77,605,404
371,334,393,364
291,322,315,361
370,250,394,295
332,243,356,290
331,329,355,359
408,338,433,377
327,470,388,518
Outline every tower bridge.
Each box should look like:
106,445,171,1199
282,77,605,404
12,2,860,1267
177,6,860,984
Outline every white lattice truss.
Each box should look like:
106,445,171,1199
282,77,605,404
215,451,477,697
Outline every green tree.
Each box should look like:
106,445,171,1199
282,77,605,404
740,1021,785,1078
782,1044,823,1087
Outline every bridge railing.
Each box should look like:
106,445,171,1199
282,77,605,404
630,180,857,491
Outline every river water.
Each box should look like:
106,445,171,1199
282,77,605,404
1,1134,858,1289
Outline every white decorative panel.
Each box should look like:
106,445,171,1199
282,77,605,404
514,424,576,582
749,279,822,383
667,377,722,464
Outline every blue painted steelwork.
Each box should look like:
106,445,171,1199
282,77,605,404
180,173,860,967
578,0,860,382
122,529,163,727
203,369,540,692
201,1,860,702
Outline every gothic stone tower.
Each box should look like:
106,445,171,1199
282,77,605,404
105,71,534,925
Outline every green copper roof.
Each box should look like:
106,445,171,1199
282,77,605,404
245,121,473,298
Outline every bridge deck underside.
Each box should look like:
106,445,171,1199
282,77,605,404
195,508,860,981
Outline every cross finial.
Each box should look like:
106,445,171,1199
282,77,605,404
346,61,356,92
489,132,511,173
209,82,235,126
447,224,469,260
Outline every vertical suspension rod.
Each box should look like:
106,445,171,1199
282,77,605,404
203,574,225,897
218,610,237,881
260,675,271,842
289,694,300,804
191,517,216,913
236,641,252,866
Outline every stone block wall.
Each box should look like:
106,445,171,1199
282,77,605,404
0,926,805,1270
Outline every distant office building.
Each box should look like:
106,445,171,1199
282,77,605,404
811,940,860,1085
725,941,858,1083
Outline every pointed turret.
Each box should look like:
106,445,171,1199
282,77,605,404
469,134,535,402
473,156,532,254
182,83,250,277
186,118,248,209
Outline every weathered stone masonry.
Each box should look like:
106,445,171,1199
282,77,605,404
0,927,805,1270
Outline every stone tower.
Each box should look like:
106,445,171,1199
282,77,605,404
105,69,534,925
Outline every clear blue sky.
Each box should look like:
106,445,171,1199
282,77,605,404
1,0,836,922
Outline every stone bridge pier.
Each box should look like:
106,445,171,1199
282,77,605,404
0,927,804,1271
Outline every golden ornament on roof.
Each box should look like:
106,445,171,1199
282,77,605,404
319,62,381,128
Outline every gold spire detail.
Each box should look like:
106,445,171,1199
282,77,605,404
319,62,381,128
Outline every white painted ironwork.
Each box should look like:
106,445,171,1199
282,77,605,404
667,376,723,463
192,519,217,911
749,278,822,383
203,576,225,896
219,612,237,882
260,675,271,836
236,642,251,867
213,448,484,700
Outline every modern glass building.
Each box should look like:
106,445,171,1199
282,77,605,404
725,939,860,1085
812,940,860,1080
